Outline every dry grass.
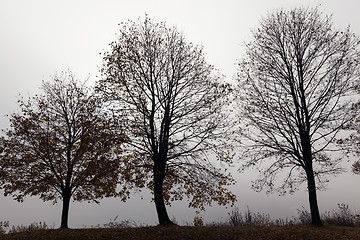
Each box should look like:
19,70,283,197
1,225,360,240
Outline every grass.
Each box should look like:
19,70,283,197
2,204,359,239
1,225,360,240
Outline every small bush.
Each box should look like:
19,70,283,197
323,203,360,226
193,216,204,226
295,203,360,226
0,221,9,234
296,203,360,226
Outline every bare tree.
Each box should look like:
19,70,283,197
97,16,236,225
0,71,127,228
236,7,360,225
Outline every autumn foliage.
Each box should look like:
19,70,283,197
97,16,236,224
0,71,127,228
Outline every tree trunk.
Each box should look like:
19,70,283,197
300,130,322,226
60,188,71,229
305,166,323,226
153,162,173,225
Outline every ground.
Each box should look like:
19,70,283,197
1,225,360,240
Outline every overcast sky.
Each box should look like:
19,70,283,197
0,0,359,228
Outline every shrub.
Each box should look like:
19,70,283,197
0,221,9,234
193,216,204,226
322,203,360,226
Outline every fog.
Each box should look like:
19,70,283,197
0,0,359,228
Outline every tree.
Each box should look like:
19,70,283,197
236,7,360,225
97,16,236,225
0,71,127,228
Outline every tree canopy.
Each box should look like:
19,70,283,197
236,7,360,225
97,16,236,225
0,71,127,228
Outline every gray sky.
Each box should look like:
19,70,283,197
0,0,359,228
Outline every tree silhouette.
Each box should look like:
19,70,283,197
0,71,127,228
97,16,236,225
237,7,360,225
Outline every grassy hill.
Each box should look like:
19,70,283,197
1,225,360,240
